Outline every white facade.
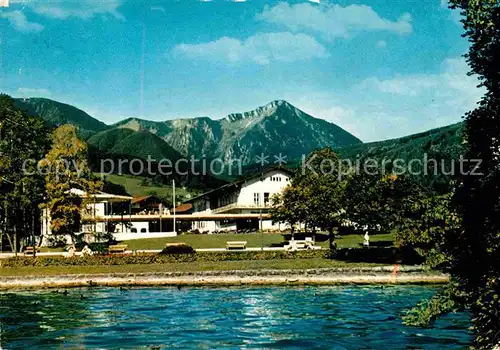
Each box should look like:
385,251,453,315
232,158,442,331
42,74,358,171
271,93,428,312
190,169,292,233
40,189,173,245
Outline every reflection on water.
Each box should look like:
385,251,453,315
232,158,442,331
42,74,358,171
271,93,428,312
0,285,471,349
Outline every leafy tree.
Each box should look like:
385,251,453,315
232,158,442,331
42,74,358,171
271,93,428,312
270,184,308,237
298,148,347,249
395,193,460,268
271,147,346,248
41,125,102,244
403,1,500,347
0,95,49,254
449,0,500,346
343,171,423,235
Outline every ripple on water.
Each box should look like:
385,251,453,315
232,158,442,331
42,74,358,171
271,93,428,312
0,285,472,349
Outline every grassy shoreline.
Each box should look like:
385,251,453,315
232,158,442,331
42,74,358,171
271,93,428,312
0,261,448,289
0,259,384,277
114,232,395,251
33,232,396,253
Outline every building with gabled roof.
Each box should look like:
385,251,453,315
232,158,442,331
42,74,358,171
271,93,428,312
185,167,293,233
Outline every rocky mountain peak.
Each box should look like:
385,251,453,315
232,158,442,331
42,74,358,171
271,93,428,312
225,100,296,123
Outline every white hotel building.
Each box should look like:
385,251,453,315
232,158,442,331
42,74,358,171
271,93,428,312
187,167,293,233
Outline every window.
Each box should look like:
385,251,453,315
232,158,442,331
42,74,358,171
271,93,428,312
140,228,147,233
254,193,260,205
131,228,137,233
264,192,270,206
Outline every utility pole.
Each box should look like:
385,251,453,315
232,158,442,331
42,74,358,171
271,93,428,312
172,180,176,234
260,208,263,251
159,203,162,232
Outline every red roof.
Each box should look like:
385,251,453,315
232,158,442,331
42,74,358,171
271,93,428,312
131,195,152,204
174,203,192,213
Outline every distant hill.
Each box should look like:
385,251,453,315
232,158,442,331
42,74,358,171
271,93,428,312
88,128,183,161
337,123,465,192
230,122,464,192
87,128,225,190
336,122,464,162
114,100,362,163
13,97,108,139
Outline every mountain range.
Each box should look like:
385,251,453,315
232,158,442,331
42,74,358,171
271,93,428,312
14,97,362,163
11,96,464,192
105,100,362,163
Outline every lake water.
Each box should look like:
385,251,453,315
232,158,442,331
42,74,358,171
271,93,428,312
0,285,471,349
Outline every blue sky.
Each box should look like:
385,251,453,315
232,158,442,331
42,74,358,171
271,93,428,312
0,0,483,141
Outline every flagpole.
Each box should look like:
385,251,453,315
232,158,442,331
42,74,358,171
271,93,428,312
172,180,176,235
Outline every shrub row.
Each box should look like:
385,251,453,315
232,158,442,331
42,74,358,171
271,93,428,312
0,247,423,268
1,250,332,268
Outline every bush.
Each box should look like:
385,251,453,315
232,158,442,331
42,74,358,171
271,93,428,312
0,248,422,268
89,243,110,255
0,250,332,268
160,245,195,255
46,236,67,248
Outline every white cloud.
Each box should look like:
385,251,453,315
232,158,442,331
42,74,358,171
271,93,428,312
360,75,437,96
359,57,482,102
256,2,412,41
16,87,51,97
26,0,124,20
1,10,43,32
173,32,329,64
347,57,484,140
298,103,362,138
287,56,484,142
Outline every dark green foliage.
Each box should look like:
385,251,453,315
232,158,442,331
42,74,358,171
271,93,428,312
334,247,424,265
0,94,50,254
88,128,183,161
337,123,464,194
87,132,227,190
13,98,108,139
402,1,500,347
343,173,425,235
236,123,464,192
1,250,332,267
271,147,346,249
403,282,465,327
160,244,195,255
101,179,130,196
396,193,460,269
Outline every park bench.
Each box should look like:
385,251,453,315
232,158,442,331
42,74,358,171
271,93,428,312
108,244,128,253
23,246,40,256
285,239,314,251
226,241,247,250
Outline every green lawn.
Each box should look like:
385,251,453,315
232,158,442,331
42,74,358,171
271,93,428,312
123,232,396,251
98,173,195,199
0,259,384,277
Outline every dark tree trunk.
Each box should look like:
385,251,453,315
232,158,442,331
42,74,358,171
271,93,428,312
13,222,17,256
328,228,336,251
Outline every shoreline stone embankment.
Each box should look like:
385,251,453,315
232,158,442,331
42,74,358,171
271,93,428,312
0,266,450,289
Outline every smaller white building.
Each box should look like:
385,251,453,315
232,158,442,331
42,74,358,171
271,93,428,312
40,189,179,245
187,167,293,233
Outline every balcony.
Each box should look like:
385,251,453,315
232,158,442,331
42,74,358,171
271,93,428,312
212,202,272,214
